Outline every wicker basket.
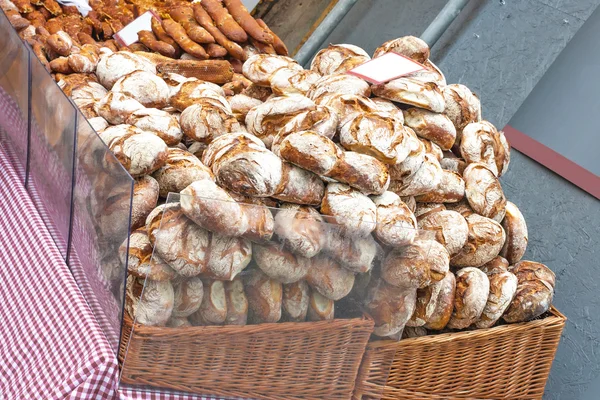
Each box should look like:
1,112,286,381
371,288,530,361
353,306,566,400
119,313,374,400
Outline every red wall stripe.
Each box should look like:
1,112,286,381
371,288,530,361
503,125,600,200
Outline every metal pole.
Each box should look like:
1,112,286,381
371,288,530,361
420,0,471,47
294,0,359,67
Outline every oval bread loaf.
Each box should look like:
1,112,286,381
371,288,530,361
120,228,176,281
475,256,517,328
450,213,506,268
126,108,183,146
307,290,335,321
446,267,490,329
320,183,377,237
417,209,469,256
500,201,528,264
371,191,418,247
503,261,555,323
403,108,456,150
364,278,417,337
126,275,174,326
306,255,355,301
131,175,160,231
282,280,310,322
274,204,325,258
244,269,283,323
172,277,204,318
153,148,214,197
224,277,249,325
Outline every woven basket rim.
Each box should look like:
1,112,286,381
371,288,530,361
365,306,566,350
123,312,374,336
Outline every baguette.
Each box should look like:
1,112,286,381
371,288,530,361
200,0,248,43
224,0,273,44
192,3,246,60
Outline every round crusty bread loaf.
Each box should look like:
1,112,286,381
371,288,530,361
463,163,507,221
373,36,430,63
242,54,303,86
310,44,370,76
269,67,321,96
388,153,442,197
170,80,229,112
180,179,248,237
272,162,325,206
321,183,377,237
389,128,426,181
307,73,371,100
153,148,214,198
381,239,449,289
442,84,481,139
329,151,390,195
88,116,109,132
126,108,183,146
126,275,174,326
372,78,445,113
95,92,145,125
440,155,468,175
371,191,418,247
446,267,490,329
364,278,417,337
417,209,469,256
282,280,310,322
403,108,456,150
172,277,204,318
306,255,355,301
401,196,417,213
205,235,252,280
112,70,169,108
415,169,465,204
228,94,263,123
96,51,156,89
253,242,310,284
131,175,160,231
206,133,284,198
322,226,378,274
244,269,283,323
274,204,325,258
100,124,168,177
315,93,379,127
339,111,411,165
371,98,405,124
500,201,529,264
408,271,455,328
307,290,335,321
503,261,555,323
119,228,177,281
475,256,518,328
273,106,339,154
279,130,343,176
450,213,506,268
146,203,210,277
180,100,241,144
245,94,315,148
460,121,510,177
224,277,249,325
227,192,275,243
420,138,444,161
194,279,228,325
423,272,456,330
414,202,446,219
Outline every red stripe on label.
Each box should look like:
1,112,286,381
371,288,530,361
503,124,600,200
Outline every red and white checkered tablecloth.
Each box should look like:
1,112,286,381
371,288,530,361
0,142,118,399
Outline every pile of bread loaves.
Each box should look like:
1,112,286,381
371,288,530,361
53,32,553,337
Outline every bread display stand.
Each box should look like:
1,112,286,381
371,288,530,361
0,10,135,352
354,307,566,400
119,192,440,399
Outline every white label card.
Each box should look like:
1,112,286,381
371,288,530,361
347,52,425,84
114,11,158,47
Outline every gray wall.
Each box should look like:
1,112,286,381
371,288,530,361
320,1,600,398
